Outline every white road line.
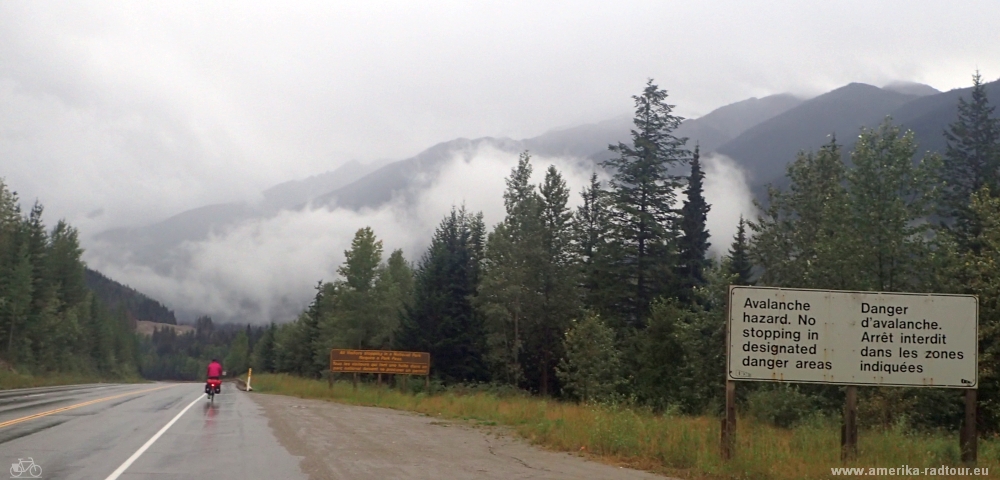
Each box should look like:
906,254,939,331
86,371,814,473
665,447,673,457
103,393,205,480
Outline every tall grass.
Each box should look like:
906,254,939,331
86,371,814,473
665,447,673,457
251,373,998,479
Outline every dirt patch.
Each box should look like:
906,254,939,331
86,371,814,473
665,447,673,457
249,392,670,480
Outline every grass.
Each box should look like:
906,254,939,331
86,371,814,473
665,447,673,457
0,369,145,390
250,373,998,479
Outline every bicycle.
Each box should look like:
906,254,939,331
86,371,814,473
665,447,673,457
205,378,221,402
10,457,42,478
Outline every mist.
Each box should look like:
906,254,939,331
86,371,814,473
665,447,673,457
86,147,754,324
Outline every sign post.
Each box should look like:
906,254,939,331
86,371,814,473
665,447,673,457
725,286,978,461
330,349,431,390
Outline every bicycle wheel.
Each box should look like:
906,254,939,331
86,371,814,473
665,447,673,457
10,465,19,478
29,465,41,477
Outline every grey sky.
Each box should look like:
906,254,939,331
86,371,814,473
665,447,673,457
2,0,999,235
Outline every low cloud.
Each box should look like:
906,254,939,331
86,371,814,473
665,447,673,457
702,153,757,258
87,147,754,324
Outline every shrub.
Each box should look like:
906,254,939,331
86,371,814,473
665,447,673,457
746,384,817,428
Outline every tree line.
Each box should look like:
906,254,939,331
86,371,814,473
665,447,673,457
253,74,1000,433
0,182,140,377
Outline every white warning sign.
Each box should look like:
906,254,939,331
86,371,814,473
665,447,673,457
727,286,978,388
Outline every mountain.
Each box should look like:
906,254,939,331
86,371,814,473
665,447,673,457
98,79,1000,323
313,137,525,210
260,159,393,211
85,267,177,324
716,83,922,185
680,94,804,151
883,81,941,97
889,78,1000,156
92,158,387,270
89,91,806,276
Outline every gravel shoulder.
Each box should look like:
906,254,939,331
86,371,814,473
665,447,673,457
249,392,670,480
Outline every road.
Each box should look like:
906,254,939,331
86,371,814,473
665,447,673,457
0,382,665,479
0,382,304,480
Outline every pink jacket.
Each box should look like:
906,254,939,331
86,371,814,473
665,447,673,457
207,361,223,378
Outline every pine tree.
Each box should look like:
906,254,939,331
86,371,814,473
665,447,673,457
675,146,711,303
958,188,1000,431
940,71,1000,254
251,323,277,373
401,207,488,383
602,79,689,324
727,216,753,285
531,165,579,395
572,173,613,308
478,153,542,386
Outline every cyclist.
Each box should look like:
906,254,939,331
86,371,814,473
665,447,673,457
206,358,223,394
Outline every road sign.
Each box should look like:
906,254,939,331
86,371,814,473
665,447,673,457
727,286,978,388
330,349,430,375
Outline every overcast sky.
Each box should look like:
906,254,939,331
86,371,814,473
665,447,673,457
2,1,999,234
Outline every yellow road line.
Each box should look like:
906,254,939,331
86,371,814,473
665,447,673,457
0,384,178,430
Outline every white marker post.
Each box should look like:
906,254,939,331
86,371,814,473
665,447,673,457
724,286,978,462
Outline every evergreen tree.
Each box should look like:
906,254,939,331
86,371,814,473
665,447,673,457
726,216,753,285
251,323,277,372
675,146,711,303
401,207,488,383
572,173,618,314
478,153,542,386
602,79,689,324
940,71,1000,254
530,165,579,395
958,188,1000,431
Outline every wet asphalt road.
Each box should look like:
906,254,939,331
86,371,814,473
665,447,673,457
0,382,305,480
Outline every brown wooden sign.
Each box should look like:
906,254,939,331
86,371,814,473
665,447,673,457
330,349,430,375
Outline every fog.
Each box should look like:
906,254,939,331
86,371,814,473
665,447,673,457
88,147,754,323
3,1,997,322
3,2,999,234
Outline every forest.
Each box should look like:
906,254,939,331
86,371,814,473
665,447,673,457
235,73,999,433
0,184,139,378
3,73,999,435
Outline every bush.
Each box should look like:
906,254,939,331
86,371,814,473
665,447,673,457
556,313,623,403
746,384,817,428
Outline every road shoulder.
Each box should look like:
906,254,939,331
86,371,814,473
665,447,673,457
250,391,667,480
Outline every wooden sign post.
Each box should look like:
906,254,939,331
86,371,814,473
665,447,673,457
330,349,431,390
725,286,979,463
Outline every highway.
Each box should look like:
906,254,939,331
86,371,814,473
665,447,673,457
0,382,665,479
0,382,305,479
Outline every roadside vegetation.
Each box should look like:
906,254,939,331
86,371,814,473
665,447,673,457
244,73,1000,441
0,181,142,385
251,373,999,480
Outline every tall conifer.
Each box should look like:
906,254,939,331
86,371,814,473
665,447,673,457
941,72,1000,254
727,216,753,285
601,79,689,324
676,146,711,303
